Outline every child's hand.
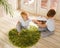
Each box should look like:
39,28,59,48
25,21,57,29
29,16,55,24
32,20,38,24
17,21,20,24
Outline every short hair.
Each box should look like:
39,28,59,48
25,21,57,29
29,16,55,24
47,9,56,17
21,11,27,16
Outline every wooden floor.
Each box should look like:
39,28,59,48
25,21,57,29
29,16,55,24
0,16,60,48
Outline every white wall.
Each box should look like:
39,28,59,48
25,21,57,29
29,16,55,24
0,0,18,17
0,6,6,17
0,0,60,20
55,0,60,20
8,0,17,10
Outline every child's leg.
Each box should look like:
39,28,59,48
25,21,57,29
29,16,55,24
16,22,22,32
38,27,47,32
39,27,54,37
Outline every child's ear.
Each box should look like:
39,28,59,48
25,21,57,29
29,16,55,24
27,12,29,16
53,16,55,18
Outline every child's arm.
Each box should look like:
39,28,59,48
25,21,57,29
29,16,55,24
37,23,47,28
32,20,41,24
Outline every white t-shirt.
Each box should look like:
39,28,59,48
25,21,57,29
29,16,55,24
37,16,55,31
46,18,55,32
19,16,31,28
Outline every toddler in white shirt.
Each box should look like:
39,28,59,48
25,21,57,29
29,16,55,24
16,11,31,32
33,9,56,32
46,9,56,32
